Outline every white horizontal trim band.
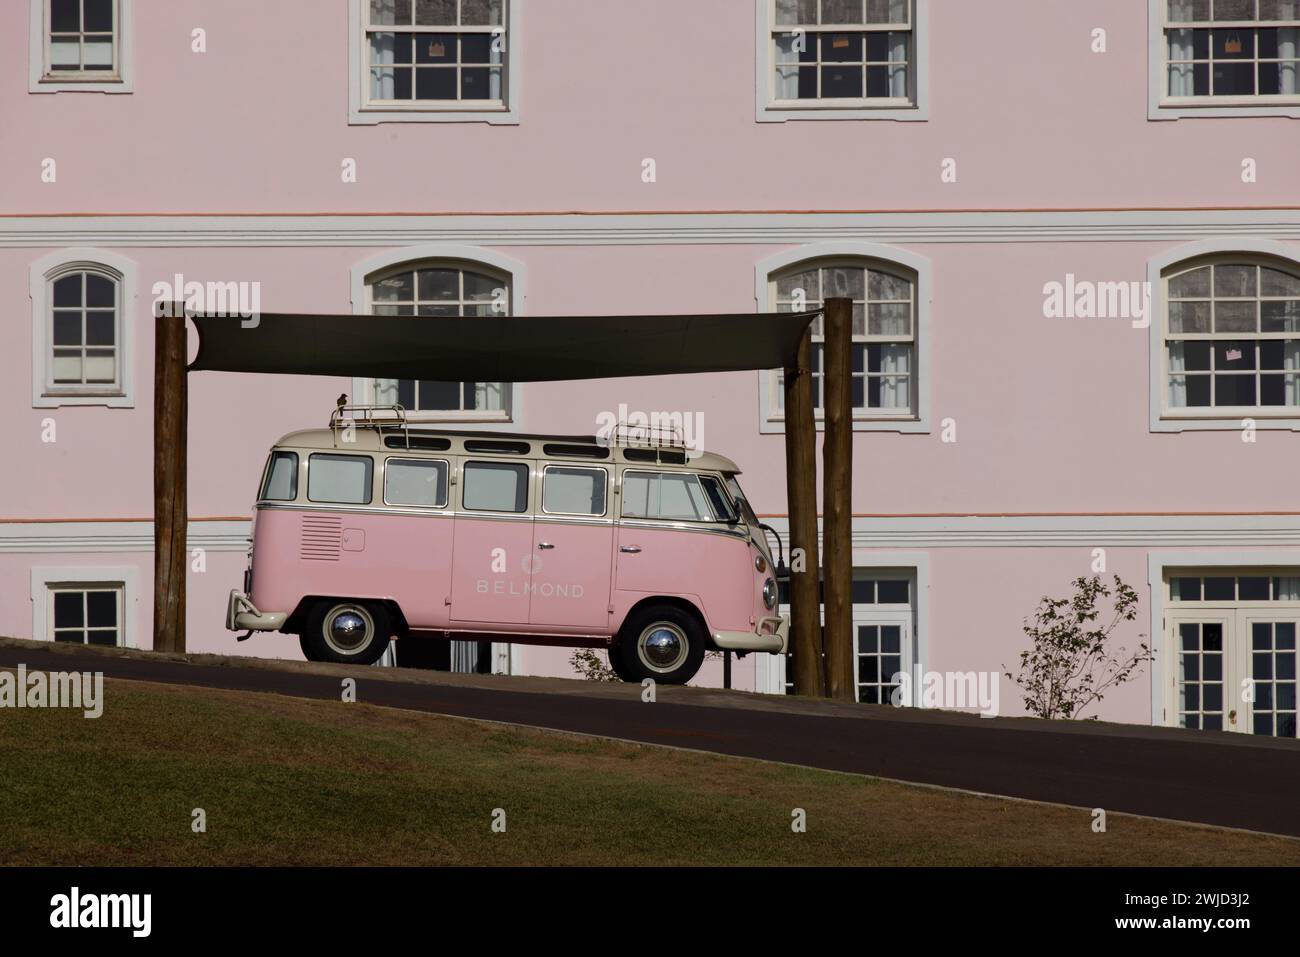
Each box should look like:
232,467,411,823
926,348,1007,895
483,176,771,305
0,521,250,554
6,515,1300,552
2,210,1300,248
761,514,1300,549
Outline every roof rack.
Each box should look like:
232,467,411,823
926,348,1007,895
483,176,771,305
329,404,409,448
603,423,686,450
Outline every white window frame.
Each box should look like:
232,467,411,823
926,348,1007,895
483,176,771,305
1149,0,1300,118
756,551,929,695
755,0,929,121
29,0,133,93
349,244,526,428
29,247,137,408
755,242,931,433
1147,550,1300,726
30,565,138,647
1147,238,1300,431
348,0,520,125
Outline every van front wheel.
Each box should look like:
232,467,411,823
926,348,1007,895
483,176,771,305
299,601,392,666
614,605,705,685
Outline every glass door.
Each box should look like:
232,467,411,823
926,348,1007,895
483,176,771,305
1169,615,1233,731
1242,616,1298,738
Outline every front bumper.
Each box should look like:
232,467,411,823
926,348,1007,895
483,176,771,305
226,589,288,632
712,615,789,654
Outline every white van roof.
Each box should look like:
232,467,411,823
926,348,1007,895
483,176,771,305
271,427,742,474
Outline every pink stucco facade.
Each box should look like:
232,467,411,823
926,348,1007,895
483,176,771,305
3,1,1299,731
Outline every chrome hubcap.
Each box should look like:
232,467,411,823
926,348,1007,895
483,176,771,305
638,623,688,673
323,605,374,655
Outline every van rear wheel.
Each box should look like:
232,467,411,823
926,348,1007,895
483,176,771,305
614,605,705,685
299,601,392,666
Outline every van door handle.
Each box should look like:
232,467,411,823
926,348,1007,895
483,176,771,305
537,542,555,550
620,545,641,553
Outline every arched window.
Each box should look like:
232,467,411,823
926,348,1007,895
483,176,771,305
365,260,511,416
1162,255,1300,414
30,249,135,408
767,257,918,421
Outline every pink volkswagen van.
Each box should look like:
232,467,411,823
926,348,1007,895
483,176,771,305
226,406,788,684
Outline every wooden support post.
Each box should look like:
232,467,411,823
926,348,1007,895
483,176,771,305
154,302,188,653
822,297,854,701
784,322,824,697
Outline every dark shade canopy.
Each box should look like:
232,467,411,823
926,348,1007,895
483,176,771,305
189,311,819,381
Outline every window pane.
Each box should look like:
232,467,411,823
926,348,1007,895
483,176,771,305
877,579,909,603
52,312,81,346
461,0,504,25
1215,264,1257,297
1261,268,1300,297
50,38,79,68
370,0,412,25
698,475,736,522
1169,266,1211,298
1240,576,1270,599
822,33,863,61
416,67,456,99
261,452,298,501
83,36,113,68
84,0,114,31
1169,0,1211,21
776,0,818,25
823,0,865,23
84,350,115,383
1215,373,1257,405
52,351,83,383
53,274,82,307
1262,301,1300,333
621,472,711,521
1213,62,1256,93
308,454,373,505
821,63,863,97
866,0,909,23
463,461,528,512
385,458,448,507
415,0,456,24
543,467,606,515
53,591,84,628
1204,577,1236,600
50,0,79,32
1169,300,1211,333
84,274,115,307
1213,0,1255,19
86,591,117,627
85,311,115,346
1216,340,1256,368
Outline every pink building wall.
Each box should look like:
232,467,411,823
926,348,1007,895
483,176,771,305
3,1,1298,724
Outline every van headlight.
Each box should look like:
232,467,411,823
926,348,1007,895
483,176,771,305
762,578,777,610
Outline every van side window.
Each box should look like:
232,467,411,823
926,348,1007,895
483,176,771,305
384,458,448,508
621,471,713,522
260,451,298,501
307,454,373,505
463,461,529,513
543,466,607,516
698,475,736,523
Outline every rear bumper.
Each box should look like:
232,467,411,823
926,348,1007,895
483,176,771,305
712,615,789,654
226,589,287,632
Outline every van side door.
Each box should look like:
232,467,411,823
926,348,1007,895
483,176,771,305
449,459,534,625
529,464,614,630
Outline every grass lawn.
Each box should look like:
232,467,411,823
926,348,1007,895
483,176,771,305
1,677,1297,866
